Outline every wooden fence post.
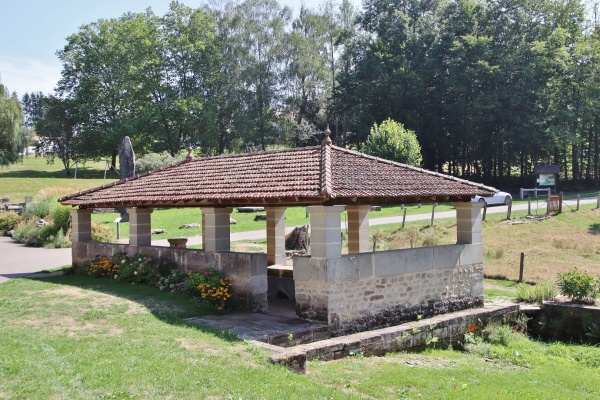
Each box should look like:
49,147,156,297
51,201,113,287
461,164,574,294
430,203,436,226
402,207,407,228
559,192,563,213
506,201,512,220
576,194,580,211
527,196,531,216
519,252,525,283
482,202,487,221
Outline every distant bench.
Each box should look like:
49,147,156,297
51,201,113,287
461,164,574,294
520,188,551,199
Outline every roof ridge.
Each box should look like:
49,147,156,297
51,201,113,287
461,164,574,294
329,145,498,193
187,145,322,163
320,144,333,199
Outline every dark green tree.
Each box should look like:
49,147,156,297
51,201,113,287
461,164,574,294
35,96,81,176
0,84,25,166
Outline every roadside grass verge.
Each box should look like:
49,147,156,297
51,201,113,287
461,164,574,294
1,276,599,399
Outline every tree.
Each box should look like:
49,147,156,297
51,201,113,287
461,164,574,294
216,0,292,150
362,118,422,166
35,96,81,176
57,11,159,167
142,3,220,156
0,84,25,166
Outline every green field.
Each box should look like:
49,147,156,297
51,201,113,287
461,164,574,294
0,156,118,202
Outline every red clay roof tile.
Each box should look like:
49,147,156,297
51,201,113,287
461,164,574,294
59,144,496,208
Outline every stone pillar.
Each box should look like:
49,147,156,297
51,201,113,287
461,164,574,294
453,202,483,244
201,210,205,251
266,207,287,266
127,207,153,247
307,206,345,258
70,208,93,242
346,205,371,254
201,207,232,252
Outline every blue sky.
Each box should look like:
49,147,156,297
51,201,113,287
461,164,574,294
0,0,360,97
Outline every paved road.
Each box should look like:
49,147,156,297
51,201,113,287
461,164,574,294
0,237,72,283
1,197,595,283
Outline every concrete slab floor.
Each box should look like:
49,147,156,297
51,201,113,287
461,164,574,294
184,298,329,346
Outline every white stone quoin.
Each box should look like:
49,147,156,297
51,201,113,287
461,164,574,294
453,202,484,244
346,205,371,254
70,208,93,242
266,207,287,266
307,205,345,258
127,207,153,247
201,207,232,252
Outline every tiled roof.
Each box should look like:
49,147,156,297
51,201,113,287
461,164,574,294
59,144,497,208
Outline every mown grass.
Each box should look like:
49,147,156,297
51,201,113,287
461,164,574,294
0,157,117,202
1,276,599,399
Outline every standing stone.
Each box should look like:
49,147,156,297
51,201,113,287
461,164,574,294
118,137,136,222
119,136,136,179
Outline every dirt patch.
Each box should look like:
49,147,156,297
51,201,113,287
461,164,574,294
9,316,123,337
175,338,221,355
23,287,88,299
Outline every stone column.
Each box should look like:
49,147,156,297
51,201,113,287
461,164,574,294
306,206,345,258
266,206,287,266
70,208,93,242
453,202,483,244
346,205,371,254
201,207,232,252
127,207,153,247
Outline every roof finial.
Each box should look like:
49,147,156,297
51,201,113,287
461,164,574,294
186,146,194,161
322,124,332,145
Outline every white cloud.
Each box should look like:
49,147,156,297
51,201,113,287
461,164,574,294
0,56,62,97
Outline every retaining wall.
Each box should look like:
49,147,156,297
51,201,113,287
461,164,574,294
72,242,268,312
294,243,484,334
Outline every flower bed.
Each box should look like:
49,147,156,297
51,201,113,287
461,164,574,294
75,253,232,311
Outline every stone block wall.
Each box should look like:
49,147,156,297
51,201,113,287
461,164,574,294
72,242,267,312
294,244,484,334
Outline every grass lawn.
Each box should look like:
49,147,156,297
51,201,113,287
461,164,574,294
91,203,456,241
0,157,117,202
1,276,599,399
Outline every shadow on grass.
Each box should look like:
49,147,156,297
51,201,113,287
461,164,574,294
26,274,241,343
589,223,600,235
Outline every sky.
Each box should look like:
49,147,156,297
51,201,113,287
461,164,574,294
0,0,361,98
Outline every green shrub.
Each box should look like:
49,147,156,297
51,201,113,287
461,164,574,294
46,230,72,248
515,283,558,304
91,221,116,243
50,205,71,234
556,269,599,305
22,198,54,219
12,222,58,247
115,253,175,285
135,152,182,174
0,211,21,232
